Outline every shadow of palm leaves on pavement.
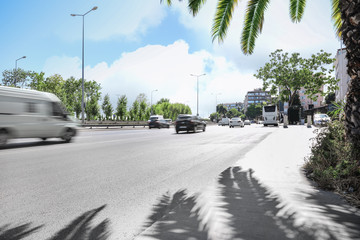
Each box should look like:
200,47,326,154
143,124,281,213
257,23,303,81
140,166,351,239
141,189,208,240
49,204,110,240
0,223,43,240
216,167,317,239
297,185,360,239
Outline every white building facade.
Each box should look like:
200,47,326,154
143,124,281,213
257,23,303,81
334,48,351,102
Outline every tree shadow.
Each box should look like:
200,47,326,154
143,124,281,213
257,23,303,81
298,184,360,239
0,223,43,240
140,167,360,239
1,205,110,240
215,167,317,239
141,189,208,239
49,204,110,240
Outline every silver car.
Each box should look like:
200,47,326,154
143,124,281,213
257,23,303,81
229,118,244,128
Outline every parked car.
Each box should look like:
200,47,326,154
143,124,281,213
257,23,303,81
218,120,223,126
148,115,164,122
313,114,331,126
164,119,173,124
229,117,244,128
149,119,170,129
244,120,251,125
221,117,230,126
175,114,206,133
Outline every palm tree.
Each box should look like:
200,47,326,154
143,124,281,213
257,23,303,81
161,0,360,148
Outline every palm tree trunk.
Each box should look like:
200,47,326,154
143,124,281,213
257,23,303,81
340,0,360,149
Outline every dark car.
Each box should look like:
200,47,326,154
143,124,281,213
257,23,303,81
175,115,206,133
149,119,170,129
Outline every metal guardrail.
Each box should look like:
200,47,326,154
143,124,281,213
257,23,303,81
81,121,148,129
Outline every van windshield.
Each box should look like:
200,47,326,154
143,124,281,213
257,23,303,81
52,102,67,117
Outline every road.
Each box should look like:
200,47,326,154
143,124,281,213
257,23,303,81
0,124,276,240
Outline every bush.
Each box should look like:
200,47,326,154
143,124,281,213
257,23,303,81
305,120,360,207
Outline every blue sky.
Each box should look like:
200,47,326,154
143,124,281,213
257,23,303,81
1,0,340,117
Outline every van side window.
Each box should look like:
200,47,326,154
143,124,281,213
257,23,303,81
27,102,37,113
52,102,64,117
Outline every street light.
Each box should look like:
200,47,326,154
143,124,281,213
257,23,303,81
15,56,26,87
151,89,158,115
71,6,98,124
211,92,221,122
190,73,206,116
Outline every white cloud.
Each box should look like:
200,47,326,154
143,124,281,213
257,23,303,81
43,40,262,117
43,56,81,78
61,0,168,42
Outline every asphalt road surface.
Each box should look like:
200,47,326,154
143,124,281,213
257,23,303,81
0,124,277,240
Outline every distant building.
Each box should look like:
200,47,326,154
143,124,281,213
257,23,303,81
244,88,272,111
334,48,350,102
222,102,244,112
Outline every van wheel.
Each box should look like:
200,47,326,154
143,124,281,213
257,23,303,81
42,138,47,141
0,130,8,146
62,128,74,143
203,126,206,132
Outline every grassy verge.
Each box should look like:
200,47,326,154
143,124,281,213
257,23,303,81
304,120,360,207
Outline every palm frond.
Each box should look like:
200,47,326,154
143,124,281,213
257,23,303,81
160,0,173,6
289,0,306,22
241,0,270,55
212,0,239,44
331,0,342,38
188,0,208,16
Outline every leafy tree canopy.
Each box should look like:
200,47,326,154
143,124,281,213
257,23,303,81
102,94,113,120
246,103,263,120
157,98,170,104
254,49,338,107
2,68,32,88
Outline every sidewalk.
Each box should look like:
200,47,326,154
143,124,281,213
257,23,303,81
136,126,360,240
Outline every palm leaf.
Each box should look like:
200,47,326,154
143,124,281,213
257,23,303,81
212,0,239,44
289,0,306,23
241,0,270,54
331,0,342,38
160,0,173,6
188,0,208,16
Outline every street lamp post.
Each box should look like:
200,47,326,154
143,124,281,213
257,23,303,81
71,6,98,124
190,73,206,116
151,89,158,115
15,56,26,87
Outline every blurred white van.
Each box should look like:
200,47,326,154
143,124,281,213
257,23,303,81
0,86,79,146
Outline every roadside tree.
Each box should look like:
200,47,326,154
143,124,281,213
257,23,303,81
116,95,128,121
129,100,140,121
254,49,338,107
246,104,262,120
210,112,220,122
1,68,32,87
216,104,227,117
226,108,241,119
102,94,113,120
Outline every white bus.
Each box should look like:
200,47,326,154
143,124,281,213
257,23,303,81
262,105,278,126
0,86,79,146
